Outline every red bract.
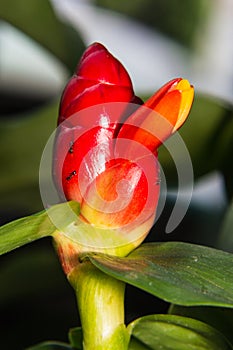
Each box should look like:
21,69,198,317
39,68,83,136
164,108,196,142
53,42,194,234
58,42,138,125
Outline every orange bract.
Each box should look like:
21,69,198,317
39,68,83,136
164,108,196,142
118,78,194,152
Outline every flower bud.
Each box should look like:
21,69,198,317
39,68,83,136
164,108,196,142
53,43,194,256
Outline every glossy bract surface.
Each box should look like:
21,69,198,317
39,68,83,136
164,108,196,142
53,43,194,251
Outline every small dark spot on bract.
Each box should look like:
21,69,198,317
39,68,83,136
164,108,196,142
66,170,77,181
69,141,74,153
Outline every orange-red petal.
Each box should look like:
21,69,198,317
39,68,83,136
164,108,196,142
80,158,160,229
118,78,194,152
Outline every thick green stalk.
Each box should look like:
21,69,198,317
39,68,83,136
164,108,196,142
69,261,130,350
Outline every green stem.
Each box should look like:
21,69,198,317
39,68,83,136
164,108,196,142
69,261,130,350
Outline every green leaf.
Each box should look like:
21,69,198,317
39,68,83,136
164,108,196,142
68,327,83,349
87,242,233,307
0,0,85,71
128,314,233,350
25,341,72,350
0,201,80,255
169,304,233,346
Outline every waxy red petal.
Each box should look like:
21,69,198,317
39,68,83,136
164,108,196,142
53,43,137,205
77,43,132,87
58,43,134,125
55,126,115,203
80,158,160,229
59,77,97,120
63,84,134,127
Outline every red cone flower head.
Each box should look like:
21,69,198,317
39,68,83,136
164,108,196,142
53,43,194,249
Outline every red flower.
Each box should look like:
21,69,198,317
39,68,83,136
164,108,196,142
53,43,194,240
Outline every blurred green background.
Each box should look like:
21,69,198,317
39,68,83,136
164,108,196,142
96,0,208,48
0,0,233,348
